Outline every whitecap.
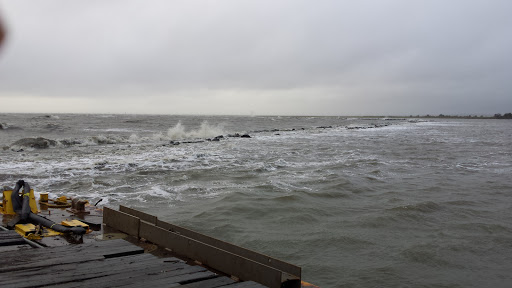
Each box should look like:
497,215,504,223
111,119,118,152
166,121,225,140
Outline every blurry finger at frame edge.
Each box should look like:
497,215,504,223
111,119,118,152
0,11,5,50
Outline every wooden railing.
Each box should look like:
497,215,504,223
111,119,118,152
103,206,301,288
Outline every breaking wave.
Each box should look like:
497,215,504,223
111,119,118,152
166,121,225,140
6,121,227,151
7,135,130,151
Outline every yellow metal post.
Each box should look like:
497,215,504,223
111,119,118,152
28,189,38,213
1,190,15,214
40,193,48,202
0,189,38,214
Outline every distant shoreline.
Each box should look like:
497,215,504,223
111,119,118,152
401,113,512,120
0,112,511,119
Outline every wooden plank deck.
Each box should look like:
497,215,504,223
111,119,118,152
0,230,26,246
0,230,32,252
0,238,267,288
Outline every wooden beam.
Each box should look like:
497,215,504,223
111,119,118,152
119,205,157,225
156,219,301,278
118,206,300,278
139,221,284,288
103,207,140,237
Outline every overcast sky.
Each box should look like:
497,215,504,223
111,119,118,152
0,0,511,116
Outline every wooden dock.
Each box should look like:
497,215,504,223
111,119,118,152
0,232,266,288
0,202,309,288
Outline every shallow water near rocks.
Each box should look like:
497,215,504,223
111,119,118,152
1,114,511,287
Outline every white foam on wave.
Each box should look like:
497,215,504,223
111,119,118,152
129,134,139,143
166,121,225,140
74,120,227,146
416,121,466,127
148,186,172,197
103,128,135,133
151,132,166,141
166,122,187,139
128,185,184,204
83,135,128,145
362,124,412,132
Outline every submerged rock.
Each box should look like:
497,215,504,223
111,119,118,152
12,137,57,149
59,139,82,146
207,135,224,142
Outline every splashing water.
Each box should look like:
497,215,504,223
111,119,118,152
166,121,225,140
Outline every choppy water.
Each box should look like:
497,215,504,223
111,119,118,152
1,113,511,287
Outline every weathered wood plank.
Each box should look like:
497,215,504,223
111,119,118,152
103,207,140,237
0,230,22,239
0,230,25,246
0,254,189,288
0,239,143,272
178,276,236,288
119,270,218,288
139,221,282,288
219,281,269,288
45,257,187,288
49,264,209,288
0,253,157,278
0,238,26,246
93,265,209,288
0,244,32,252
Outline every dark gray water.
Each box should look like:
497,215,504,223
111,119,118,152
1,114,511,287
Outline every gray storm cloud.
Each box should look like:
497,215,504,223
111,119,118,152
0,0,511,115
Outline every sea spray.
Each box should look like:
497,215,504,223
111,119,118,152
128,134,139,143
166,121,225,140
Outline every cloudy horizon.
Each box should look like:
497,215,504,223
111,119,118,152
0,0,511,116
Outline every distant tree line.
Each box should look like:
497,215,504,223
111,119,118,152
408,113,512,119
494,113,512,119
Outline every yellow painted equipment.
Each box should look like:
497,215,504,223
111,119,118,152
1,189,38,215
61,219,91,233
38,195,72,208
15,223,63,239
40,192,49,202
15,223,38,236
13,220,90,239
